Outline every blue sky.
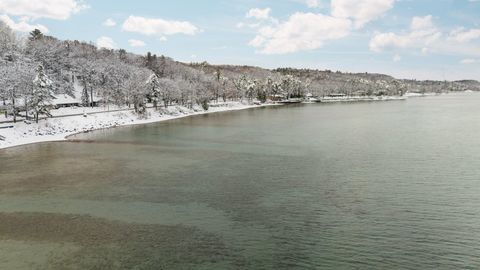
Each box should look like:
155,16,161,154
1,0,479,80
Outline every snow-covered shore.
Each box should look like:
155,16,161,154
403,92,441,98
0,102,271,150
320,95,407,103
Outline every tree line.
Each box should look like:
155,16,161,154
1,22,477,123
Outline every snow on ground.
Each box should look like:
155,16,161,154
403,92,441,98
320,95,407,102
0,102,270,149
50,105,125,116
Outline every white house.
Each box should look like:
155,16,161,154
52,77,102,108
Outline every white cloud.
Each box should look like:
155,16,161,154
249,12,351,54
306,0,320,8
238,22,263,29
0,0,88,20
103,18,116,27
331,0,394,28
0,15,49,33
370,32,410,52
96,36,117,49
122,15,199,36
460,58,477,64
246,8,271,20
411,15,433,30
369,15,441,52
447,28,480,43
128,39,146,47
370,15,480,58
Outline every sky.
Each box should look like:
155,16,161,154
0,0,479,81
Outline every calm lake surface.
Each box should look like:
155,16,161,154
1,93,480,269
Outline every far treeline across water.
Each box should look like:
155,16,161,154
1,23,479,123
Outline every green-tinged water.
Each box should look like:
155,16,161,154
1,93,480,269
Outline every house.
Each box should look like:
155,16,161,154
52,93,80,108
51,78,102,108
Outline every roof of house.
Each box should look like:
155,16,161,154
52,93,79,105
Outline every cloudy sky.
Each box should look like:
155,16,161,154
1,0,479,80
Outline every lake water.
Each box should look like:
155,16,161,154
1,93,480,269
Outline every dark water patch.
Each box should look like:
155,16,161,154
0,212,233,269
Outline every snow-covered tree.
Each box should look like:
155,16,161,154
30,65,54,123
157,77,180,108
81,85,89,106
123,67,150,115
146,73,160,109
79,65,97,108
0,21,17,57
0,26,35,123
280,75,304,99
195,76,214,110
218,76,228,102
96,61,129,106
233,75,256,102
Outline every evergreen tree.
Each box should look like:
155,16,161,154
118,49,127,61
146,73,160,109
145,52,152,68
81,86,89,106
29,29,44,41
30,65,54,123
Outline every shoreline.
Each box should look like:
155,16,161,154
0,102,277,150
319,95,407,103
1,92,469,150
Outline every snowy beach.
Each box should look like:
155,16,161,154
0,102,269,150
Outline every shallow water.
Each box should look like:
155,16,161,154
1,93,480,269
